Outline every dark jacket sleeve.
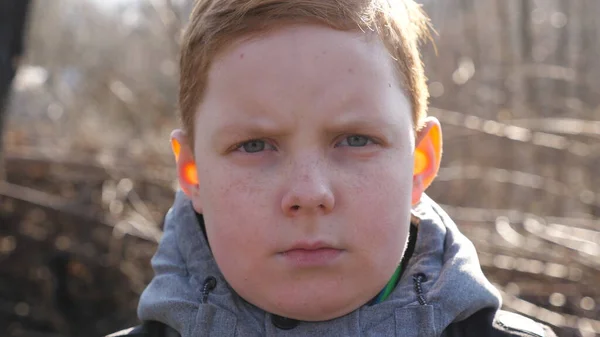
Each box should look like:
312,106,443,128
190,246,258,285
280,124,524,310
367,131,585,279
443,308,557,337
106,321,180,337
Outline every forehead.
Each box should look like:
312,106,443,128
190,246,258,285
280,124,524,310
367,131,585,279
198,24,411,131
209,24,399,91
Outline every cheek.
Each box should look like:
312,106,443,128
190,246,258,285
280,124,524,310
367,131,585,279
199,161,271,213
338,154,413,254
197,166,275,257
338,151,413,209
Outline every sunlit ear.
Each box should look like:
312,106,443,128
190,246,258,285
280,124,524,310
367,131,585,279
412,117,442,205
171,129,202,212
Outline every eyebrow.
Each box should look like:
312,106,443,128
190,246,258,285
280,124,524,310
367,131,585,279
211,119,288,145
210,109,402,147
324,114,398,139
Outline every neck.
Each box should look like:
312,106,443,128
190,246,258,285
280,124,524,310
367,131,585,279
371,220,419,304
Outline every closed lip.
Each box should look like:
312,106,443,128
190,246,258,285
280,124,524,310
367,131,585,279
282,240,341,252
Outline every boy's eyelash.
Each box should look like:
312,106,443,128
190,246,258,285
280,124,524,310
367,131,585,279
228,134,381,151
231,138,275,151
232,139,255,149
337,134,380,145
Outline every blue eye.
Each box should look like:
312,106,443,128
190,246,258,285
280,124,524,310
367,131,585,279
239,140,266,153
338,135,373,147
236,139,277,153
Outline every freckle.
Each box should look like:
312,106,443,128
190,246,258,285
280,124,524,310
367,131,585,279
348,68,354,74
240,53,244,59
322,50,327,55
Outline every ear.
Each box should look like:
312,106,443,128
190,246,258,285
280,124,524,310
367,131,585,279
171,129,202,212
412,117,442,205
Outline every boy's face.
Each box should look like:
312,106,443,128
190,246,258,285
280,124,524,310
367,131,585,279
191,24,415,320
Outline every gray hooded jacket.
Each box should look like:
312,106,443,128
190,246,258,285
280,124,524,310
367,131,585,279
133,192,549,337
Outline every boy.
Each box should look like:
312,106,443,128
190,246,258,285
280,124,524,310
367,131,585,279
111,0,556,336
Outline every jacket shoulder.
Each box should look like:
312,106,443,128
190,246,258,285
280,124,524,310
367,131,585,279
106,321,181,337
443,308,557,337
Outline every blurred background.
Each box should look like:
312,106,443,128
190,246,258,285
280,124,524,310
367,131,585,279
0,0,598,336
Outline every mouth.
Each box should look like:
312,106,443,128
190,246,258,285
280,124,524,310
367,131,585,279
286,241,338,251
279,241,344,267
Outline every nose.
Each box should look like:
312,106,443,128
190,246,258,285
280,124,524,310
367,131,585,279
281,163,335,216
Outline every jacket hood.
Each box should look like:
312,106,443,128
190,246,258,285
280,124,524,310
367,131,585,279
137,192,501,336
